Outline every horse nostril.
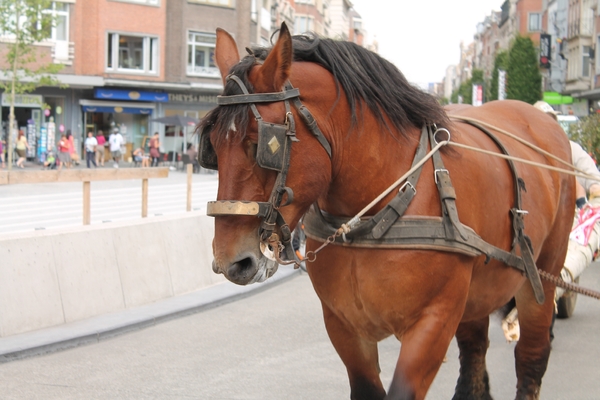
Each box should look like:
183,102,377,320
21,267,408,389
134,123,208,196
227,255,258,283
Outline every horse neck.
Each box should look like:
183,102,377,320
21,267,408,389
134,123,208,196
323,122,422,217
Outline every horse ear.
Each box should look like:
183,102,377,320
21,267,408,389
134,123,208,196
215,28,240,85
257,22,293,91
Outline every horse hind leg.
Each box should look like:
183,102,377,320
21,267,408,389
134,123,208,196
321,305,386,400
452,317,493,400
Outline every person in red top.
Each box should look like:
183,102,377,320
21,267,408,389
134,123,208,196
95,130,106,166
57,134,71,170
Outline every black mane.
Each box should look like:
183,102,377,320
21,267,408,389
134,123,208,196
199,34,450,144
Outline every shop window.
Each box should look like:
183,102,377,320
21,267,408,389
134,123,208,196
107,33,158,74
187,32,218,77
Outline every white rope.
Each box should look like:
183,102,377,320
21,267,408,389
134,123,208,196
447,141,600,183
342,140,449,232
450,115,590,176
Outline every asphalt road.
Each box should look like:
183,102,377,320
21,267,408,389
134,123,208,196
1,265,599,399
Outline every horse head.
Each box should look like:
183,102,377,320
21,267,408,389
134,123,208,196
201,23,334,285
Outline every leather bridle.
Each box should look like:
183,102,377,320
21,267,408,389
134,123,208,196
202,73,332,261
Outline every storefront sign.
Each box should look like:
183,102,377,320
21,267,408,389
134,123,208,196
168,93,217,104
94,88,169,102
1,93,43,108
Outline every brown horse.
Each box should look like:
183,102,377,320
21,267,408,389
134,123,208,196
200,23,575,400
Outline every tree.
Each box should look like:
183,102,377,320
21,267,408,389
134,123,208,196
0,0,63,170
507,36,542,104
450,69,484,105
569,114,600,162
489,51,508,101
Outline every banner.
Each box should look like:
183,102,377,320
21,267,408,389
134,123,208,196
472,84,483,106
540,34,551,68
498,70,506,100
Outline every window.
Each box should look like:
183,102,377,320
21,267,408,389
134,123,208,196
187,0,233,6
187,32,218,77
294,16,313,34
583,45,591,77
107,33,158,74
42,2,69,41
110,0,159,4
528,13,541,32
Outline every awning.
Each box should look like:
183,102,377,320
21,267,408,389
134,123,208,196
94,88,169,102
79,99,156,114
81,106,153,114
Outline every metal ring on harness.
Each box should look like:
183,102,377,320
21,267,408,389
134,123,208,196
433,128,451,144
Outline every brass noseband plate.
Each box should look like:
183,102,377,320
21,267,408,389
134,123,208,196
207,200,263,216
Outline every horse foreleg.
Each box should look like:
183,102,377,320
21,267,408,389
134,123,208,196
452,317,493,400
387,311,460,400
321,304,386,400
513,285,554,400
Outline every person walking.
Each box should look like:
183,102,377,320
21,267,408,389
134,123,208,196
57,134,71,170
84,131,98,168
0,138,5,169
149,132,161,167
109,128,124,168
15,130,30,169
95,130,106,166
66,130,79,166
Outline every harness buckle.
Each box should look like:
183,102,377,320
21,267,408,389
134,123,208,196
399,181,416,194
434,169,449,184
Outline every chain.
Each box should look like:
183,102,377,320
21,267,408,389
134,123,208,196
538,269,600,300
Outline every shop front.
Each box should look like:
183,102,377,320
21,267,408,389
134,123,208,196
1,93,43,160
80,88,168,161
157,92,217,159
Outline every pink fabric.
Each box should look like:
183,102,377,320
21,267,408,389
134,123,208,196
570,205,600,245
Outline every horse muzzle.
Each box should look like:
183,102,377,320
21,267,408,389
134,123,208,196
213,251,278,285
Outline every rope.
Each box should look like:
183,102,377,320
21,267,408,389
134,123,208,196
342,140,449,232
450,115,589,176
447,141,600,184
538,269,600,300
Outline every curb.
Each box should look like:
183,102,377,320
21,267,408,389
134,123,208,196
0,266,301,363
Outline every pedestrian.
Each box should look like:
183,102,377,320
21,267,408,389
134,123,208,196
84,131,98,168
149,132,161,167
57,134,71,170
43,146,57,170
66,130,79,166
0,137,5,169
15,129,30,169
109,128,124,168
95,130,106,166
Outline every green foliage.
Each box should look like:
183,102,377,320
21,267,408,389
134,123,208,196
0,0,64,168
569,114,600,162
0,0,64,94
490,51,508,101
507,36,542,104
450,69,484,105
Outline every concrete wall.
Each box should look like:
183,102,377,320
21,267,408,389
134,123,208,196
0,213,222,338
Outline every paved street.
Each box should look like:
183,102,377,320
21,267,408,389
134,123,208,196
1,264,599,399
0,167,218,234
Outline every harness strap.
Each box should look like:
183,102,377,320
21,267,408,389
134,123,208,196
285,83,332,157
217,88,301,105
428,128,469,242
460,120,545,304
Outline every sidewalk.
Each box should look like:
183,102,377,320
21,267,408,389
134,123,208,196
0,266,300,363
